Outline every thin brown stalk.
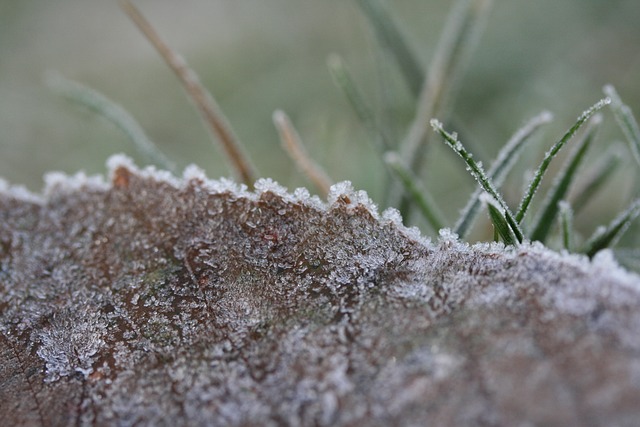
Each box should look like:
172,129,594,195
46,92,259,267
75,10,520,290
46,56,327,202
272,110,333,198
119,0,256,186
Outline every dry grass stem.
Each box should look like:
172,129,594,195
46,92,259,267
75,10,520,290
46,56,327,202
119,0,256,186
273,110,333,198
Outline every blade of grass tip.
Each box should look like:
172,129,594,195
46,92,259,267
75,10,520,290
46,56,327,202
46,72,176,173
604,85,640,168
480,193,517,245
384,152,446,232
558,201,574,251
454,110,553,238
529,114,602,243
355,0,424,97
583,198,640,258
515,98,610,224
119,0,256,187
272,110,333,198
431,119,524,243
401,0,493,174
572,144,623,213
327,54,392,153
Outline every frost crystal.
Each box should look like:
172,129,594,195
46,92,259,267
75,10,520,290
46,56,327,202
35,309,106,382
0,155,639,426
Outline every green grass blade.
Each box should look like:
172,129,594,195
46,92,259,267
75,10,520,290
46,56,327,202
558,201,574,251
328,54,391,152
481,193,517,245
572,145,623,213
46,73,176,173
515,98,610,224
355,0,424,97
401,0,493,174
583,198,640,258
373,42,401,150
454,111,552,238
604,85,640,168
431,119,524,243
529,114,602,243
384,152,446,232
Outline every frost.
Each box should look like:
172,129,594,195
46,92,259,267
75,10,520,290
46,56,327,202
44,170,109,196
327,181,379,218
1,157,640,425
292,186,310,201
381,207,403,226
293,186,325,209
254,178,290,199
182,163,208,182
592,249,640,287
35,309,106,382
437,227,460,243
479,191,500,210
578,97,611,122
205,176,249,196
107,153,137,178
0,178,42,203
382,207,428,244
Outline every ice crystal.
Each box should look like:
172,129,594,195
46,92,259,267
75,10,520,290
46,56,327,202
35,309,106,382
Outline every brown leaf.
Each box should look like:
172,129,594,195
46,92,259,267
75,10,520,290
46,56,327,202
1,157,639,426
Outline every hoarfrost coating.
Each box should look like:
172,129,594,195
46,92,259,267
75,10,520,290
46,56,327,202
1,155,639,426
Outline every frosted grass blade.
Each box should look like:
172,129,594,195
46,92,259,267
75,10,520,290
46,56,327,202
46,73,176,173
454,111,552,238
515,98,610,224
431,119,524,243
328,54,391,152
384,152,445,232
604,85,640,167
572,146,623,213
558,201,573,251
529,115,601,243
481,193,517,245
583,198,640,258
373,43,400,149
401,0,493,173
356,0,424,97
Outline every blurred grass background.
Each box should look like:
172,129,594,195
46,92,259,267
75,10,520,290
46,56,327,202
1,0,640,245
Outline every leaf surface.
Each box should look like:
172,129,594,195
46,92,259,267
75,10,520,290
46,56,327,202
1,157,639,426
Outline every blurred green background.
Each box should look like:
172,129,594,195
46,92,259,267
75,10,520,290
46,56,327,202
1,0,640,244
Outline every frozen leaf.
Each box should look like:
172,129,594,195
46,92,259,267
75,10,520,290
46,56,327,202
1,156,639,426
